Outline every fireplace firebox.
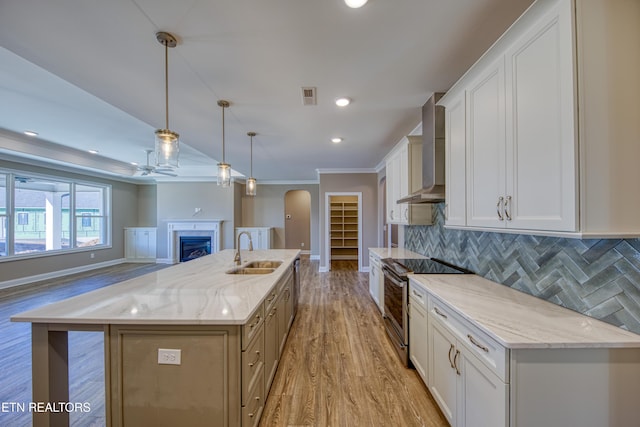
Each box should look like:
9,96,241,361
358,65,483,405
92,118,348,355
179,236,212,262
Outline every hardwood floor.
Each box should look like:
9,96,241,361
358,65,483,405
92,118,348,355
0,258,447,427
260,257,447,427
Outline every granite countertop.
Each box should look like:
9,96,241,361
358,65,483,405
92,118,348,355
409,274,640,349
12,249,300,326
368,247,427,259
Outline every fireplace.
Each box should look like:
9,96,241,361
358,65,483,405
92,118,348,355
179,236,212,262
166,220,222,264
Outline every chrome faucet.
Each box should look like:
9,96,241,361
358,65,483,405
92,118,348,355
234,231,254,265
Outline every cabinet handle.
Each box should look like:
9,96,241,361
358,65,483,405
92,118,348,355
434,306,448,319
269,309,276,318
448,344,455,369
412,289,423,299
496,196,504,221
267,293,276,302
504,195,512,221
248,350,261,367
390,209,394,220
404,208,409,220
248,397,261,417
250,315,261,329
454,349,461,375
467,334,489,353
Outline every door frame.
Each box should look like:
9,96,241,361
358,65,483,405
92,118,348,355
324,192,363,272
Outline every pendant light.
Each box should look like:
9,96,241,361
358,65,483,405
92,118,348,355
217,100,231,187
246,132,257,196
155,31,180,168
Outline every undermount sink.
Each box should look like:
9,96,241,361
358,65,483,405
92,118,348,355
225,260,282,275
243,260,283,269
226,267,276,275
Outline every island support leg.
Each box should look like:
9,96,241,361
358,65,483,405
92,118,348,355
32,323,70,427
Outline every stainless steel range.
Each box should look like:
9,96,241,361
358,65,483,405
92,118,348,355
380,257,471,367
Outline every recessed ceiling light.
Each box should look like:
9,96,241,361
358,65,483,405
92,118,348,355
345,0,368,8
331,137,343,144
88,150,99,154
335,97,351,107
130,162,139,166
23,130,38,137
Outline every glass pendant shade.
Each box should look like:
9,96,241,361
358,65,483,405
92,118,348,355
246,131,257,196
154,32,180,169
246,177,257,196
216,100,231,187
155,129,179,168
217,162,231,187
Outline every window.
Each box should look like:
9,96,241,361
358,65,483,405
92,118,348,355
0,170,111,259
0,174,6,257
75,184,107,247
17,212,29,225
13,177,70,254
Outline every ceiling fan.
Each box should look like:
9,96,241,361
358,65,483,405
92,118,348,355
137,149,178,177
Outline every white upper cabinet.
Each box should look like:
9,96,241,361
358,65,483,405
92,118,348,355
385,136,433,226
504,1,576,231
465,57,507,229
444,94,466,227
438,0,640,237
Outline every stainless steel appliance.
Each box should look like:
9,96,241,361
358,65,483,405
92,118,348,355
397,93,446,204
381,257,471,366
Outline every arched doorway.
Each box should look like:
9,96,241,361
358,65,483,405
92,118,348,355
284,190,311,253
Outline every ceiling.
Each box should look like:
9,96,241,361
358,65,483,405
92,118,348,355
0,0,534,183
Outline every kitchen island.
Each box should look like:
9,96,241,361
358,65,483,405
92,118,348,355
12,249,301,427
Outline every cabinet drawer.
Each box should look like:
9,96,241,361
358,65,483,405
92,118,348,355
242,324,264,406
242,306,264,350
264,287,279,314
242,369,265,427
408,280,428,311
429,296,508,382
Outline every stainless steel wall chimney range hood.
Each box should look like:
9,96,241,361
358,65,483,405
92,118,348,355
398,93,445,204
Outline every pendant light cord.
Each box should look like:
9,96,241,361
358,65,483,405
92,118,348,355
222,105,225,163
164,41,169,130
250,134,253,177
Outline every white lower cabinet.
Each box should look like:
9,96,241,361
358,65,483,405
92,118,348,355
459,349,508,427
368,252,384,314
236,227,273,250
429,320,458,425
410,274,640,427
428,305,508,427
408,283,429,385
124,227,157,262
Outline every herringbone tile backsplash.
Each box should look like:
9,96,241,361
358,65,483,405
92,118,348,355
405,204,640,335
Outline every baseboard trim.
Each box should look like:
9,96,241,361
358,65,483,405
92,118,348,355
0,258,127,291
310,255,320,261
318,266,329,273
156,258,175,265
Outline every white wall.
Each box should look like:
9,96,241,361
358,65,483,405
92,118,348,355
156,181,237,258
240,183,319,256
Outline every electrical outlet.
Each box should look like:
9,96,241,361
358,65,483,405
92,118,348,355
301,242,304,247
90,253,95,259
158,348,181,365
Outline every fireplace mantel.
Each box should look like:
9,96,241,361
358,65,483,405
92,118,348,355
166,220,223,264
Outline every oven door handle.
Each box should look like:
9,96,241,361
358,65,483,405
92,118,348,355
382,268,405,287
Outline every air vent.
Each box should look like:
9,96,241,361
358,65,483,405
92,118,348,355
301,86,317,106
